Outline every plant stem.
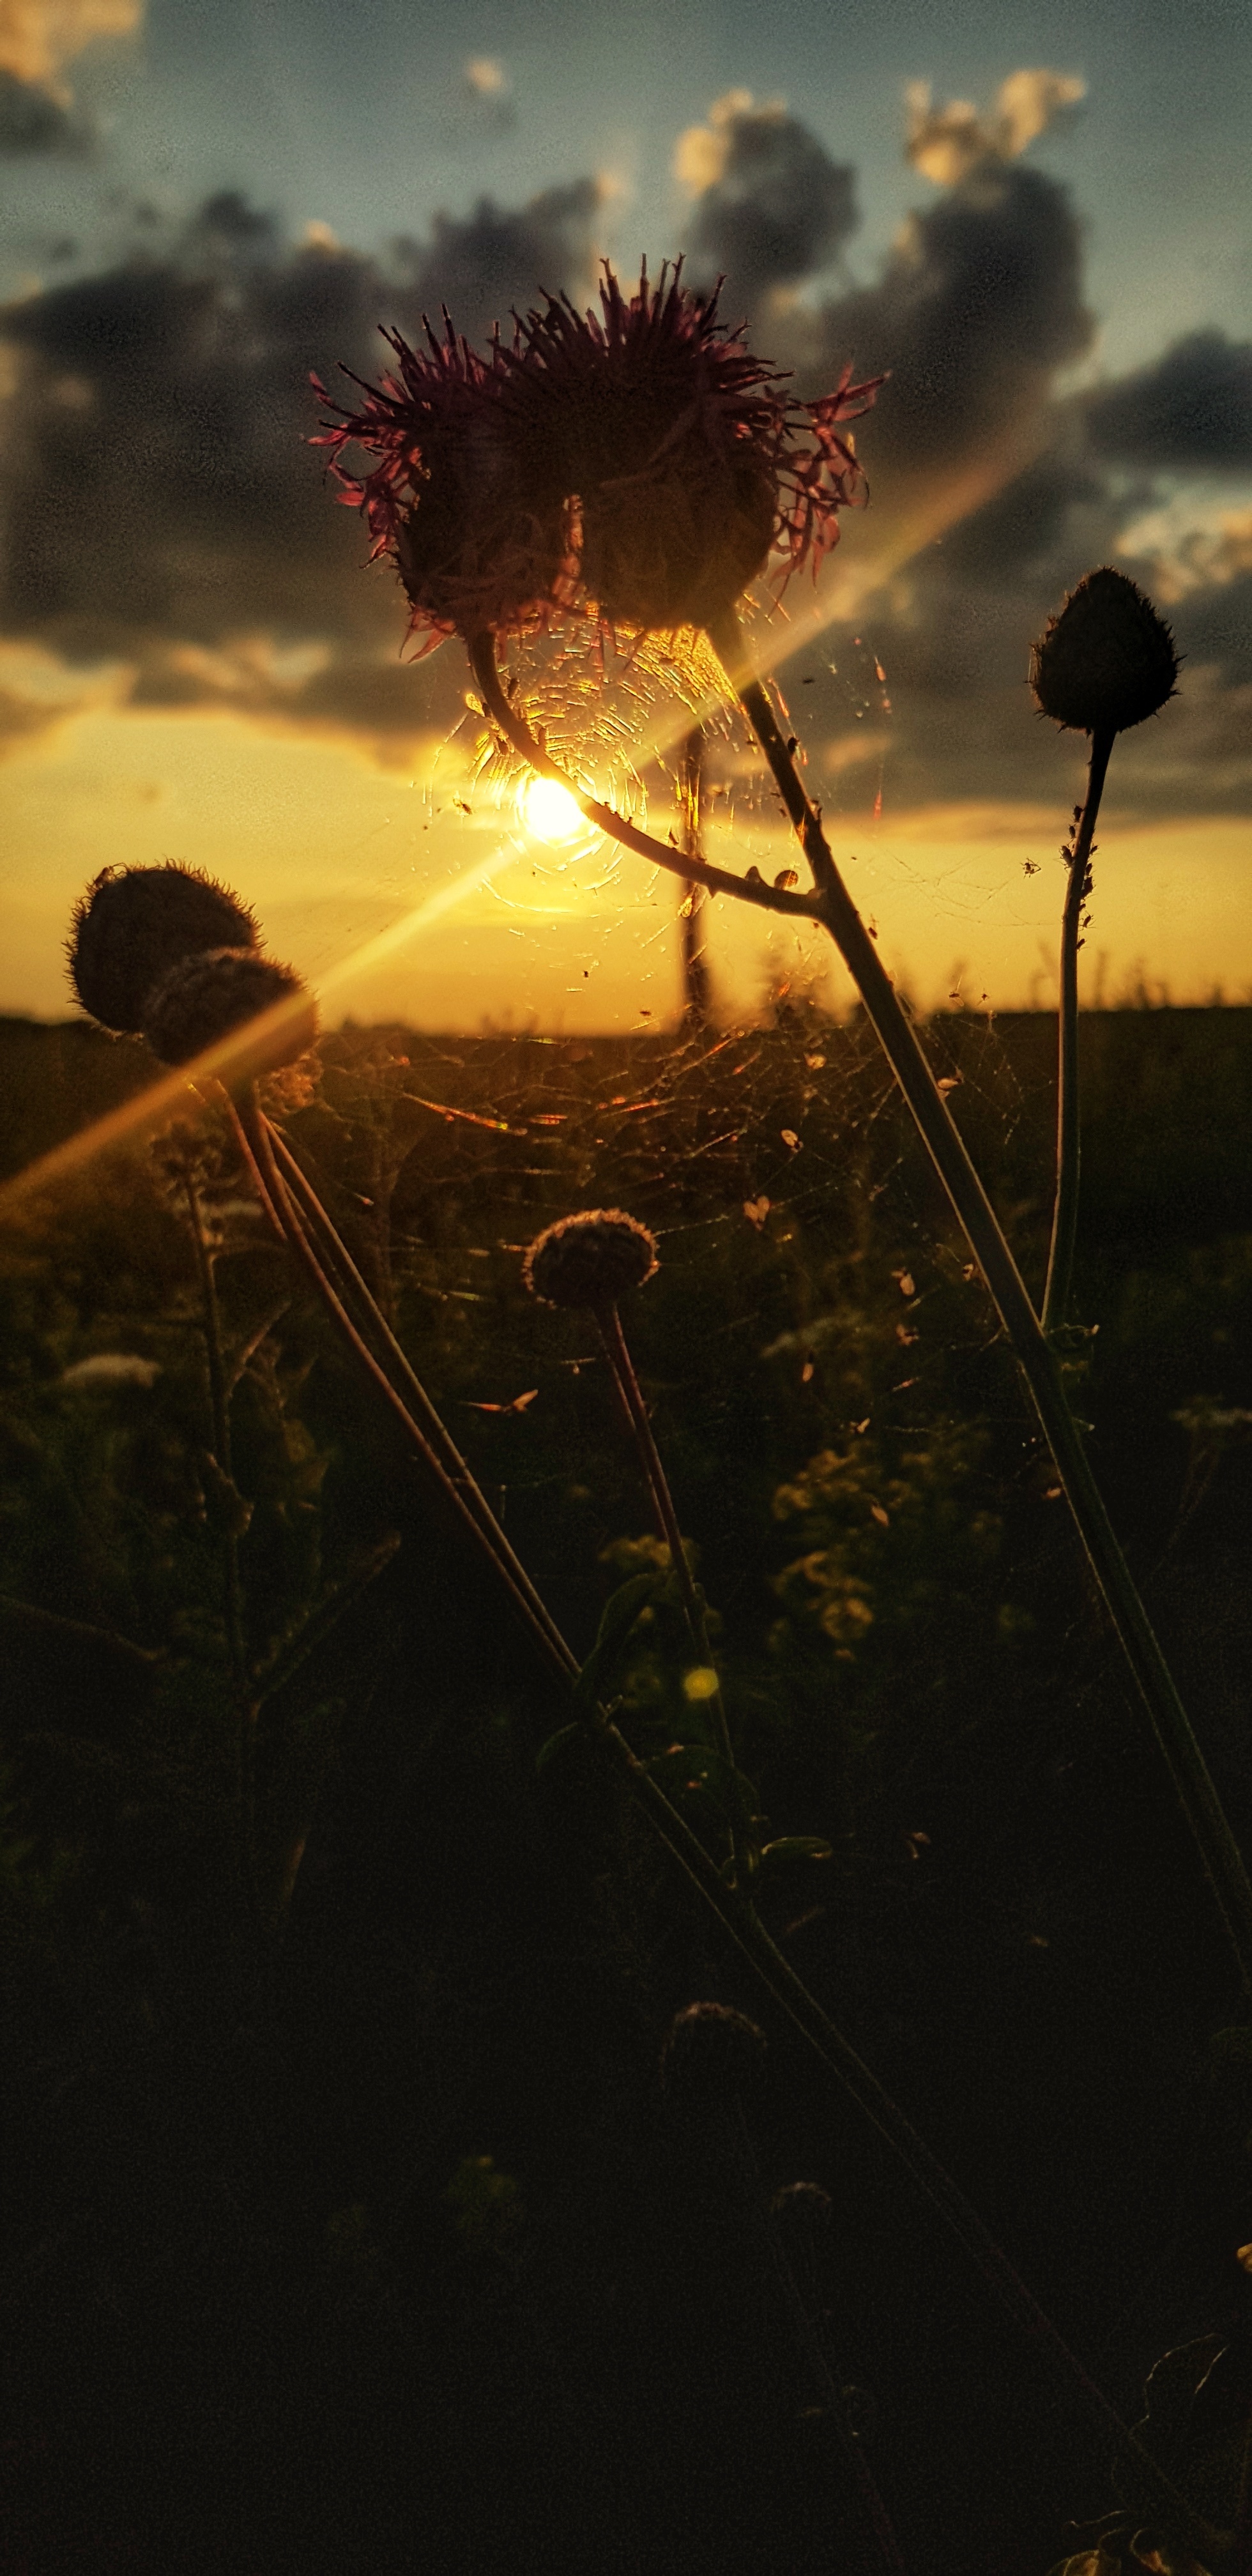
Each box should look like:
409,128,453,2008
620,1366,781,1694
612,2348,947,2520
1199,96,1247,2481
733,2105,908,2572
472,608,1252,1997
1041,728,1115,1337
703,602,1252,2005
259,1117,574,1675
225,1101,1217,2541
231,1095,577,1684
468,632,820,922
595,1299,750,1883
185,1172,255,1905
590,1707,1226,2562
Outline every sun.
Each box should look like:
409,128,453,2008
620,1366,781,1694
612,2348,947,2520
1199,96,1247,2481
521,774,586,846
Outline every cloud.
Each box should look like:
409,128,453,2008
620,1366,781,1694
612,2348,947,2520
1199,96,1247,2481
1085,330,1252,471
464,57,506,99
389,177,601,339
0,0,141,88
0,63,82,148
675,91,857,310
805,160,1092,473
0,179,604,748
0,129,1246,825
906,69,1085,190
461,54,515,132
0,0,141,153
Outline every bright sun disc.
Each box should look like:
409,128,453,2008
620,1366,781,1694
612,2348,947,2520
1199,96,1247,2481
522,775,585,846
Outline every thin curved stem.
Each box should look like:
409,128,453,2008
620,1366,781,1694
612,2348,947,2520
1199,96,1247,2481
259,1115,575,1680
468,631,821,922
234,1096,577,1684
590,1708,1226,2562
595,1300,750,1883
703,601,1252,2006
226,1097,1216,2542
1042,728,1115,1337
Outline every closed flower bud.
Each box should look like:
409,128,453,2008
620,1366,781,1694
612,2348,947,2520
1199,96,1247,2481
142,947,316,1071
68,863,258,1033
523,1208,659,1309
1030,567,1179,735
659,2000,768,2104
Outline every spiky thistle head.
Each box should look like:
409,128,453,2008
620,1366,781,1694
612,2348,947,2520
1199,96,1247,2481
500,262,883,632
523,1208,659,1310
1031,567,1179,735
68,864,258,1034
142,948,316,1072
313,314,577,649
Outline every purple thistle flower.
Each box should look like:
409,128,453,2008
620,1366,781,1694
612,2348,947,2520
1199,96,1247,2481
500,262,882,631
315,264,882,643
313,314,577,649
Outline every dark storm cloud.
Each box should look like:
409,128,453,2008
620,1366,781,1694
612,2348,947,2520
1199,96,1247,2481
1085,330,1252,471
389,179,601,341
0,69,86,153
0,178,600,737
678,97,857,311
1170,572,1252,684
803,161,1093,466
0,141,1247,816
0,220,400,666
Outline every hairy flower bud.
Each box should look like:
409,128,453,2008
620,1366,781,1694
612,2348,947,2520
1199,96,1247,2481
523,1208,659,1309
1030,567,1179,735
142,948,316,1071
68,864,258,1033
659,2000,768,2104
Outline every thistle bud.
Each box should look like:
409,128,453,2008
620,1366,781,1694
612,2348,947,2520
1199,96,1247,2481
142,948,316,1071
659,2001,767,2105
68,864,257,1032
523,1208,659,1310
1030,567,1179,736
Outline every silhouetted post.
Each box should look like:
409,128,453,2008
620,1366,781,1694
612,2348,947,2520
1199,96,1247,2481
679,724,712,1031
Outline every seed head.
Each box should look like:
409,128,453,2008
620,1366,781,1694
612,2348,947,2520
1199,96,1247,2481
1030,567,1179,735
659,2000,768,2104
523,1208,659,1309
314,316,577,648
500,263,883,632
68,864,258,1033
142,948,316,1071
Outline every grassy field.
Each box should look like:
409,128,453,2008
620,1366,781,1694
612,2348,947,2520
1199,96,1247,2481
4,1001,1252,2574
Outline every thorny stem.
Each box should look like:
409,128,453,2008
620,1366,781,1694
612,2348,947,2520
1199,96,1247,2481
229,1099,1218,2547
468,632,821,923
1041,728,1115,1337
185,1172,255,1899
259,1115,576,1681
473,610,1252,2000
595,1300,751,1885
231,1094,578,1685
702,602,1252,2007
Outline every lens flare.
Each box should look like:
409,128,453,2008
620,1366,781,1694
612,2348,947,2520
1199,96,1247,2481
521,775,586,845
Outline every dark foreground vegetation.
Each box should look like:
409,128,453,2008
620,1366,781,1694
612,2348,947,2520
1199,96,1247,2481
4,1001,1252,2575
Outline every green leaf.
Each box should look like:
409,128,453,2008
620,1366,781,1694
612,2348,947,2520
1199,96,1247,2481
760,1836,833,1869
536,1723,581,1777
570,1571,664,1721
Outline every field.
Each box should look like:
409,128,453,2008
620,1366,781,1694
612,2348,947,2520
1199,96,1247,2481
4,1000,1252,2574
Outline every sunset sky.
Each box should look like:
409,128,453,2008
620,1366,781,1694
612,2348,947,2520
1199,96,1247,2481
1,0,1249,1029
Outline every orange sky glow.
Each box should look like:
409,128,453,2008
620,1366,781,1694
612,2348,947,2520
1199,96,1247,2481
3,692,1249,1037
